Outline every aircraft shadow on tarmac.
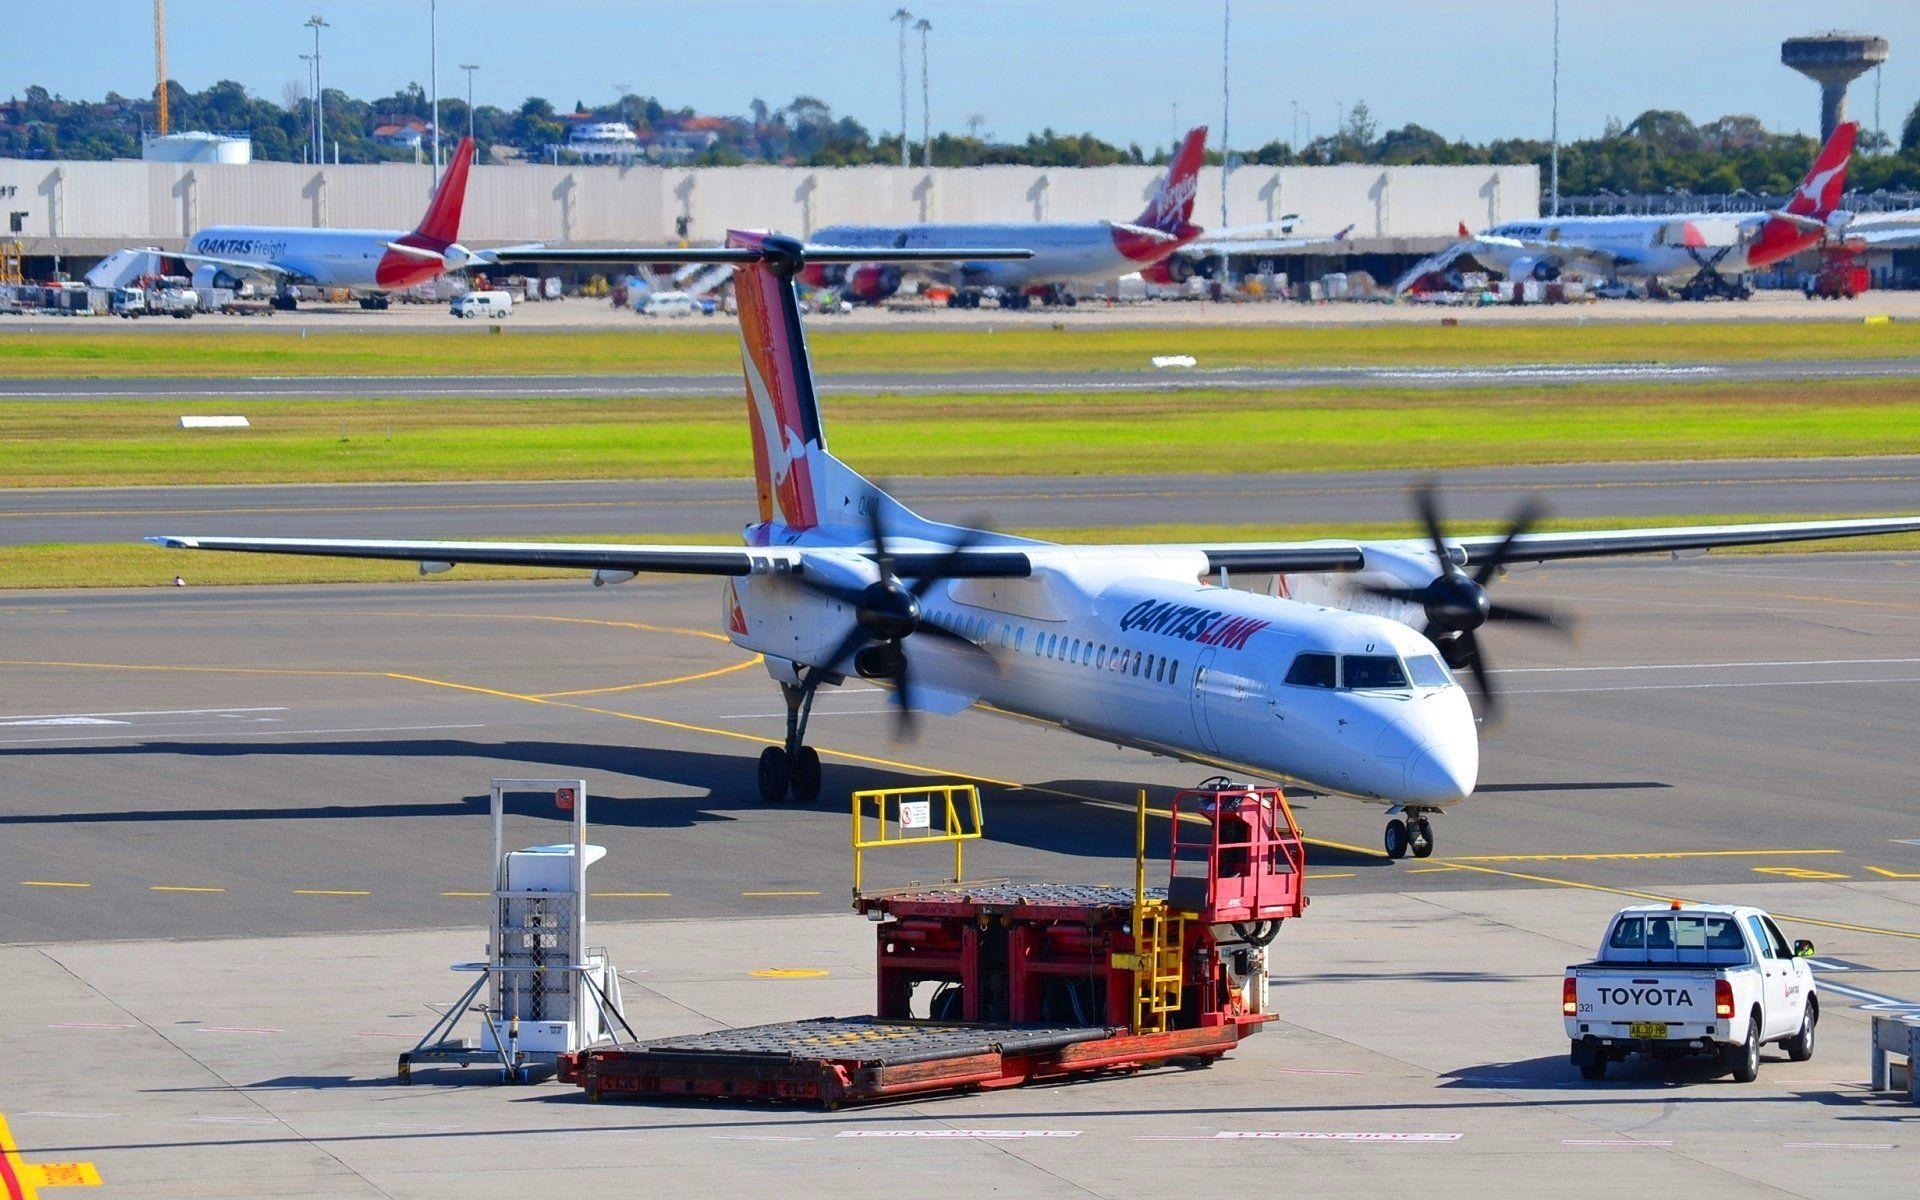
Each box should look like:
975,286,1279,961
0,736,1390,867
0,736,1669,870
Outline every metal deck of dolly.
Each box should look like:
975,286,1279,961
560,782,1308,1107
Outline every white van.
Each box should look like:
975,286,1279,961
451,290,514,319
636,290,697,318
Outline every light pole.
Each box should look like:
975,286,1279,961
891,8,912,168
1219,0,1231,284
915,18,931,169
1291,100,1298,154
429,0,441,181
299,52,316,163
304,15,328,165
461,63,479,144
1549,0,1561,216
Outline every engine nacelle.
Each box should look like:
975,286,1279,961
841,263,903,304
1826,208,1855,231
190,264,246,292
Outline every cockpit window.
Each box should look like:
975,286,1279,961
1406,655,1452,688
1342,655,1409,690
1283,652,1337,688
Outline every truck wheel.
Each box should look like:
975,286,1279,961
1578,1057,1607,1081
1785,998,1817,1062
1725,1016,1761,1082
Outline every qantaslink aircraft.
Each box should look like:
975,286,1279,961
151,232,1920,860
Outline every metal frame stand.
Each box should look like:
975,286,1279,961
398,778,633,1084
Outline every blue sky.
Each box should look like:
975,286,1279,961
5,2,1920,149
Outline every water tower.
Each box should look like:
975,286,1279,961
1782,32,1889,141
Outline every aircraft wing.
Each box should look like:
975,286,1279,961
1160,517,1920,574
1180,223,1357,258
1447,517,1920,565
173,251,300,281
143,535,1033,579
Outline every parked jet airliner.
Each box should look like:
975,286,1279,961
1397,123,1858,300
91,137,483,310
805,127,1341,306
152,232,1920,860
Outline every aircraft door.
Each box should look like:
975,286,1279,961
1189,648,1221,754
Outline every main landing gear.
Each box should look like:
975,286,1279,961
757,675,824,804
1383,807,1438,860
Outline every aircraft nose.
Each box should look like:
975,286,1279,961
1404,734,1478,805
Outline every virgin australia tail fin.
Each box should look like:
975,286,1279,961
1135,126,1208,234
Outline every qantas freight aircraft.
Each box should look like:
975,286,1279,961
152,233,1920,860
1398,122,1859,300
96,137,484,310
805,127,1344,307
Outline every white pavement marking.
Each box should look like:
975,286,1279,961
1503,658,1920,674
1815,979,1920,1015
0,722,485,746
0,717,129,727
1507,677,1920,696
20,1112,120,1120
1561,1139,1674,1147
1214,1131,1463,1142
47,1022,138,1030
1781,1142,1894,1150
0,706,289,721
196,1026,285,1034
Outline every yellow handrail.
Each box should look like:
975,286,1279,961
850,783,983,899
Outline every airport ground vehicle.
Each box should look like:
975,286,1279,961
110,286,197,319
1565,902,1817,1082
451,290,513,318
636,290,697,317
558,782,1303,1107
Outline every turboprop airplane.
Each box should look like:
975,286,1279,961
88,137,485,310
150,232,1920,860
1396,122,1858,301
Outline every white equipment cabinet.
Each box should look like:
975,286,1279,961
399,778,634,1084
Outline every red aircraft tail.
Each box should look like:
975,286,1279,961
412,136,476,248
730,230,826,530
1785,121,1856,217
1136,126,1208,234
1747,122,1857,269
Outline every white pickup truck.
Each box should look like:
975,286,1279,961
1564,902,1817,1081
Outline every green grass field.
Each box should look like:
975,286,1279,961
4,318,1920,379
4,378,1919,487
10,514,1915,590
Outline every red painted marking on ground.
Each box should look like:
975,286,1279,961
352,1031,418,1039
0,1144,25,1200
835,1130,1080,1139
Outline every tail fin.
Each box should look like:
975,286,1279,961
413,136,475,247
1458,220,1472,239
1786,121,1855,217
1136,126,1208,233
730,230,828,531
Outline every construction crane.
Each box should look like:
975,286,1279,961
154,0,169,136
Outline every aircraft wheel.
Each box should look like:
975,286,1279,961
756,746,790,804
1410,817,1435,858
1384,819,1410,860
791,746,823,805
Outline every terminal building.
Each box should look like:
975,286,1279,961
0,154,1537,288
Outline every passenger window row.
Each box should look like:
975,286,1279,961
941,614,1180,688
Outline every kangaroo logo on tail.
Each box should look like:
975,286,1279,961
1787,122,1856,217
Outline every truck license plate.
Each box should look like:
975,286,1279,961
1629,1021,1668,1040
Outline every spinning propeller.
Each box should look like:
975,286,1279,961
1359,483,1573,720
792,502,997,737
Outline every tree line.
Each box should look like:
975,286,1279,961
8,81,1920,197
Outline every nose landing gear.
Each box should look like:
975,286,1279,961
1384,808,1437,860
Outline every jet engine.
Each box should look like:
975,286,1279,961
841,263,904,304
191,264,247,292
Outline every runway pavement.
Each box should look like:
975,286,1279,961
7,355,1920,399
9,455,1920,546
